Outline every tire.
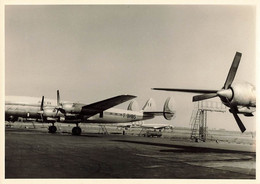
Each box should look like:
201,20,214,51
48,126,57,133
72,127,82,136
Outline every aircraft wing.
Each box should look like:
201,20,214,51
80,95,136,118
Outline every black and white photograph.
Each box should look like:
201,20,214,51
2,1,258,183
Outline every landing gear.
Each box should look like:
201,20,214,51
48,124,57,133
72,123,82,136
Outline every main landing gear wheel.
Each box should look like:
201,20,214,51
48,125,57,133
72,127,82,136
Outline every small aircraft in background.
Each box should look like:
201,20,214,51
139,122,174,130
136,121,174,137
153,52,256,133
6,91,176,135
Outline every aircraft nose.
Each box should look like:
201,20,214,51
217,89,233,100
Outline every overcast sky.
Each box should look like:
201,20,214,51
5,5,256,131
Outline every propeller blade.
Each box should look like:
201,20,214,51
231,111,246,133
40,96,44,111
152,88,218,94
192,93,218,102
57,90,60,106
223,52,241,89
55,89,66,115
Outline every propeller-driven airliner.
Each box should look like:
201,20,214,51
5,91,176,135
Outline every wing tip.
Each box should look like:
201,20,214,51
123,94,137,98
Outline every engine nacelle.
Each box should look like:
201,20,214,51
43,108,58,118
62,103,82,114
230,82,256,107
230,106,255,117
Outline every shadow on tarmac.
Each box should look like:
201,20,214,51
112,139,255,154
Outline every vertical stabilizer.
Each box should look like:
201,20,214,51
142,98,156,111
127,100,139,111
163,97,176,120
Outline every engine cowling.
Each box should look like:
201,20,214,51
230,82,256,107
62,103,82,114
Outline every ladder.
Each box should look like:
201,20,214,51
190,101,226,142
190,109,202,140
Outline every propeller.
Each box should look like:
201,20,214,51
152,52,246,132
38,94,62,122
55,90,66,115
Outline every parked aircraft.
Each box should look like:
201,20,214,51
153,52,256,133
117,121,174,130
140,122,174,130
6,91,176,135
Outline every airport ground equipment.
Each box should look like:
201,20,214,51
190,101,226,142
139,129,162,137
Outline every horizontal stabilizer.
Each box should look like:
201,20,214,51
143,111,175,118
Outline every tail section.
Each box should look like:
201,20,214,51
142,98,156,111
142,97,176,120
127,100,139,111
163,97,176,120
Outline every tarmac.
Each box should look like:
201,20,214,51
5,125,256,179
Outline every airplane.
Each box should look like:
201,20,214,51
140,122,174,130
152,52,256,133
6,91,176,135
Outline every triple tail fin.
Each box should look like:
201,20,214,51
142,98,156,111
163,97,176,120
142,97,176,120
127,100,139,111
